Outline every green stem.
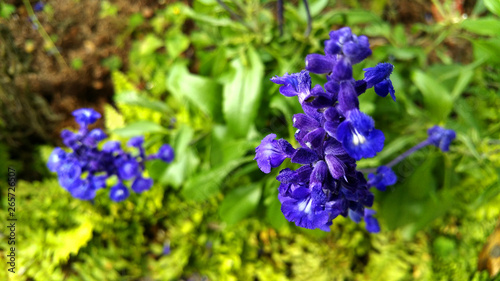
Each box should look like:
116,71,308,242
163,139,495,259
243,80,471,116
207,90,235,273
23,0,68,69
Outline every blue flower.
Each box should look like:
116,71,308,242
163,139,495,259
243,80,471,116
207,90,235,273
48,108,174,201
255,134,295,173
102,141,121,153
109,183,130,202
281,184,332,231
338,80,359,114
270,70,312,103
363,63,394,88
82,128,107,147
255,28,414,233
427,126,456,152
336,109,385,160
363,63,396,101
69,179,96,201
47,148,67,172
57,157,82,190
132,177,153,193
368,165,397,191
158,144,175,163
117,159,140,180
363,209,380,233
128,136,145,148
305,54,334,74
72,108,101,128
33,1,45,12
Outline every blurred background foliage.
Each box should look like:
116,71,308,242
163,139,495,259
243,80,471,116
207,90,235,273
1,0,500,280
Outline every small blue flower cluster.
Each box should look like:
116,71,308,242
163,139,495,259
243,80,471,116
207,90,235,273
47,108,174,202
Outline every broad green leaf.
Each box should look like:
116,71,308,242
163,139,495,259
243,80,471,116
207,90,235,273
210,125,256,166
181,156,254,201
380,156,449,237
223,47,264,138
115,91,170,113
266,194,288,230
166,63,222,118
472,38,500,63
411,70,453,123
450,67,474,100
166,30,190,58
219,184,262,225
484,0,500,16
461,17,500,36
112,120,167,137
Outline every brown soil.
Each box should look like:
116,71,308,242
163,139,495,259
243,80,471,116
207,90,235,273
0,0,163,179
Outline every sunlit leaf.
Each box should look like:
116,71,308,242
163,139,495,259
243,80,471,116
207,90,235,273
219,184,262,225
222,47,264,138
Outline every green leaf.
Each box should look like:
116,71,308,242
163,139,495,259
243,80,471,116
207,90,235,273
115,91,170,113
181,156,254,201
450,67,474,100
484,0,500,16
343,10,383,25
222,47,264,138
101,55,122,71
50,219,93,264
298,0,330,19
166,63,222,117
471,39,500,64
71,58,84,70
166,30,190,58
128,13,145,29
0,3,16,19
219,184,262,225
461,17,500,36
139,34,164,55
104,104,125,131
411,70,453,123
379,156,451,238
112,120,167,137
111,71,137,94
158,126,199,188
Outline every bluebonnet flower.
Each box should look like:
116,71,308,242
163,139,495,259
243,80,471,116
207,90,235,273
47,108,174,202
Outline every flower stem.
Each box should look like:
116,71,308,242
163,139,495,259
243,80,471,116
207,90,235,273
386,139,431,168
360,139,431,175
22,0,68,69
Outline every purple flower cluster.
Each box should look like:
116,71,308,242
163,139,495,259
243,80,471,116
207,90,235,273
255,27,397,233
47,108,174,202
